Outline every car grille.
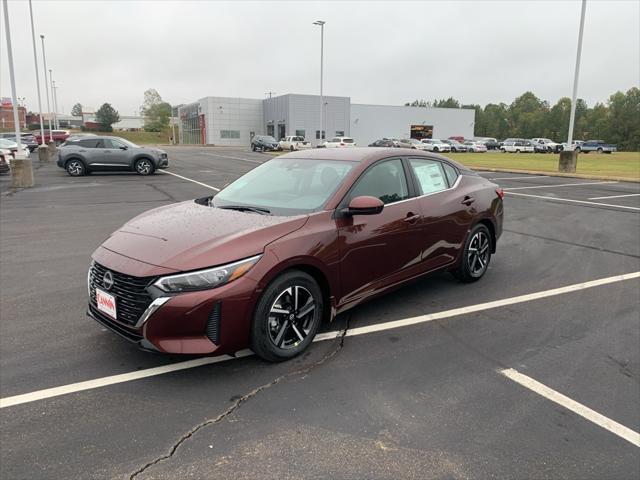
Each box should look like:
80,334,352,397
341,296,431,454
206,302,222,345
89,262,155,326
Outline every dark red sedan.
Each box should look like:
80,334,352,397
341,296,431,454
88,148,503,361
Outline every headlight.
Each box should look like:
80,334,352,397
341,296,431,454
153,255,261,293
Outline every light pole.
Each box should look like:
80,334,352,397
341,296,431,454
40,35,53,142
567,0,587,148
313,20,325,145
51,74,59,129
2,0,34,187
28,0,46,146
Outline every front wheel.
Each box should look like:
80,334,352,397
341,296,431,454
252,144,257,152
454,224,492,283
250,270,323,362
575,147,581,153
135,158,155,175
66,159,85,176
290,145,295,151
597,147,603,154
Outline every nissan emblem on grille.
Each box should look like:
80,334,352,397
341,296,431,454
103,271,114,291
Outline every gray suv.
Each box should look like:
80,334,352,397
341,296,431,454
56,136,169,176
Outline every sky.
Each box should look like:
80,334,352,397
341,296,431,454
1,0,638,116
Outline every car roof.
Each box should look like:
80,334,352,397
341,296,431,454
278,146,469,169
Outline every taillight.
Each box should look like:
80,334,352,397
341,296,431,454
496,188,505,199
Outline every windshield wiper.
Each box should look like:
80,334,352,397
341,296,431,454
218,205,271,215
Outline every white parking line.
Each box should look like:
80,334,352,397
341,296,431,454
506,192,640,211
1,271,638,409
504,181,618,191
158,170,220,191
200,152,264,164
501,368,640,448
490,175,550,181
589,193,640,200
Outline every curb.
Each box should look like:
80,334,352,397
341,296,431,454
469,167,640,183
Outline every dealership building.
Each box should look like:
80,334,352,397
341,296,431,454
178,93,474,147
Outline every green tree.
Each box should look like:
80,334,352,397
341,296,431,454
433,97,460,108
482,103,510,139
607,87,640,150
95,103,120,131
71,102,83,116
508,92,548,138
141,89,172,131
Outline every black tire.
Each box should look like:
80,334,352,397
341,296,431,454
290,145,295,151
575,147,581,153
597,147,603,154
250,270,323,362
454,223,492,283
65,159,85,176
135,158,155,175
433,147,439,152
515,149,521,153
252,144,257,152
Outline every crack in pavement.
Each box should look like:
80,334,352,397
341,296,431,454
128,316,351,480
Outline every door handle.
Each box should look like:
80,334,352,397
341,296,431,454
404,212,421,223
461,196,475,206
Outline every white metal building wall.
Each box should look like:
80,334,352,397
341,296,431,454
350,104,475,146
263,94,350,146
201,97,263,146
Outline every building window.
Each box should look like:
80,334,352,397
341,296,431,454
220,130,240,139
315,130,326,140
335,130,345,137
267,124,275,137
410,125,433,140
295,129,305,138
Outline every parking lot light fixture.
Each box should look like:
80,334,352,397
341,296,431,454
313,20,325,145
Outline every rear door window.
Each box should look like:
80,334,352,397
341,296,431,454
408,158,449,195
78,138,101,148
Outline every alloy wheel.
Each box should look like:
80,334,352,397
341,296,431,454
467,230,490,277
67,160,83,176
136,159,152,175
268,285,317,350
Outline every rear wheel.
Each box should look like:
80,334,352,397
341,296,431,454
290,145,295,151
575,147,581,153
597,147,603,154
454,224,492,283
135,158,155,175
66,159,85,176
433,147,439,152
252,144,257,152
250,271,323,362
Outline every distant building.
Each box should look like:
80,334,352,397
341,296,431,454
178,93,475,147
1,104,27,130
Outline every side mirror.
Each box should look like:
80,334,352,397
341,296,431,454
343,196,384,216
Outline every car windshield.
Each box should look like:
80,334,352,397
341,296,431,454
0,139,17,147
213,158,355,216
260,136,277,143
342,138,354,143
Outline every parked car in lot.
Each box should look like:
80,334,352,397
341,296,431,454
442,139,467,152
531,138,562,153
500,139,534,153
87,148,503,361
32,129,70,145
368,139,396,148
0,149,11,174
279,136,311,151
0,138,30,158
464,140,488,153
56,135,168,176
421,139,451,152
474,137,500,150
0,133,39,152
397,138,428,150
323,136,356,148
576,140,617,154
251,135,280,152
448,136,465,143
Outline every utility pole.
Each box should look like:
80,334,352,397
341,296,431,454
567,0,587,148
40,35,53,142
2,0,34,187
264,91,277,99
313,20,325,145
559,0,587,174
28,0,46,146
52,79,60,129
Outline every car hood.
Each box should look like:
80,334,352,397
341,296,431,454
136,147,166,155
100,200,308,271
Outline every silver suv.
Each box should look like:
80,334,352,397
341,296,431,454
56,136,168,176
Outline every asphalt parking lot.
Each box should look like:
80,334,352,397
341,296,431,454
1,146,639,479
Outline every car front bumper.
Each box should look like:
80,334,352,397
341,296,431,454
88,247,260,355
